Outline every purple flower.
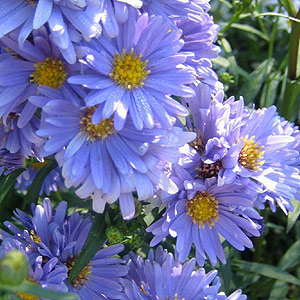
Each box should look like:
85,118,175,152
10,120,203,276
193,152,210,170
0,0,102,63
0,198,128,299
0,148,25,175
32,87,195,219
0,238,68,298
175,13,223,93
0,30,80,125
0,104,43,158
68,10,196,130
147,177,262,266
121,246,247,300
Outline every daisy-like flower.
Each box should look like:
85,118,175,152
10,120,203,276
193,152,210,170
16,160,64,196
0,148,25,175
0,0,102,63
0,104,43,158
121,246,247,300
69,10,196,130
32,88,195,219
0,30,79,124
0,239,68,299
175,13,223,93
217,98,300,214
147,178,262,266
0,199,128,299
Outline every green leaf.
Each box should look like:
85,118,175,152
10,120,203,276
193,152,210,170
269,280,289,300
257,12,300,24
278,240,300,270
259,72,281,107
24,160,58,204
229,23,270,41
0,282,78,300
68,213,107,284
0,169,25,206
286,199,300,233
233,260,300,285
239,59,274,104
57,191,92,209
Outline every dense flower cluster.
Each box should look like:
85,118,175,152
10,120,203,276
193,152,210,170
0,0,299,299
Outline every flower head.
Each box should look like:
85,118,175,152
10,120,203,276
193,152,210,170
147,178,262,266
121,246,247,300
32,88,195,219
0,1,102,63
69,11,196,130
0,31,79,125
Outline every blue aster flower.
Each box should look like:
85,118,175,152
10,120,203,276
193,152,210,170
0,148,25,175
216,98,300,214
0,104,43,158
0,30,80,124
32,87,195,219
121,246,247,300
147,177,262,266
68,10,196,130
0,0,102,63
175,13,223,93
0,238,68,298
0,198,128,299
16,160,64,196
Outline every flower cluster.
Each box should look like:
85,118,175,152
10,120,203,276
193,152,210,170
0,0,299,299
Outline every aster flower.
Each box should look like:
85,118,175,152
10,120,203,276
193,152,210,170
147,177,262,266
16,160,64,196
121,246,247,300
175,13,223,93
217,98,300,214
0,198,128,299
0,0,102,63
32,87,195,219
69,10,196,130
0,238,68,298
0,104,43,158
0,30,79,124
0,148,25,175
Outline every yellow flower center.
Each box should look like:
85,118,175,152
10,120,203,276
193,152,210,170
238,136,264,171
110,49,150,89
80,106,115,141
30,57,67,89
17,278,39,300
66,257,91,289
30,230,41,244
186,191,219,228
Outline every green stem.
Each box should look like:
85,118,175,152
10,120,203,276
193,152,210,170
220,11,242,34
264,12,280,106
281,8,300,119
279,0,297,17
55,191,63,202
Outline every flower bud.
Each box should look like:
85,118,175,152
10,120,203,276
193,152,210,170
106,226,124,244
0,250,29,286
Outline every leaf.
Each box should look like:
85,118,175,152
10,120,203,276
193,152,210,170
68,213,106,284
57,191,92,209
287,199,300,233
278,240,300,271
0,169,25,206
257,12,300,24
239,59,274,104
269,280,289,300
259,72,281,107
0,282,78,300
230,23,270,41
25,160,58,204
233,260,300,286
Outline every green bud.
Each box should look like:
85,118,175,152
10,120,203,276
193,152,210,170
220,72,235,85
0,250,29,286
106,226,124,244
